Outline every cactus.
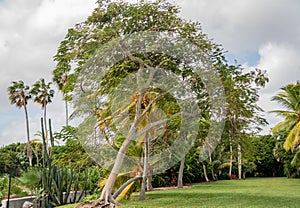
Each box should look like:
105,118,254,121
39,118,89,207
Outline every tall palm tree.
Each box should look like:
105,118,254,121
30,78,55,139
8,80,33,166
271,82,300,151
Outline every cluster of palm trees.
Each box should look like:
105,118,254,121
7,78,54,166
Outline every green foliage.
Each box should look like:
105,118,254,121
0,174,29,203
0,175,9,201
18,168,41,194
52,139,95,168
54,126,78,142
273,136,300,178
151,147,204,187
0,143,29,175
247,135,282,177
53,0,222,102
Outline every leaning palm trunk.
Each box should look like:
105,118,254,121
112,175,142,199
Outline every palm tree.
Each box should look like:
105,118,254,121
271,81,300,152
7,80,33,166
53,70,72,126
30,78,55,140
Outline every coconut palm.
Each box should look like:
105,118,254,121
271,82,300,151
30,78,55,140
7,80,33,166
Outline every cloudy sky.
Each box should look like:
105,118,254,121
0,0,299,146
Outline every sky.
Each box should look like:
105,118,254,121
0,0,299,146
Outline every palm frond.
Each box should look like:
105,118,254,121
269,110,298,118
116,181,135,201
283,122,300,151
271,119,294,133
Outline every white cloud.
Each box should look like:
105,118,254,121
258,43,300,92
178,0,300,54
255,42,300,133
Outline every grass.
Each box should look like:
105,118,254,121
57,178,300,208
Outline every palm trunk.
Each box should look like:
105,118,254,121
24,104,32,166
237,143,242,179
177,153,186,188
43,105,47,134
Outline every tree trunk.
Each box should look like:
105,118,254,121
237,143,242,180
140,133,149,200
146,133,153,191
146,173,153,191
98,122,138,206
209,154,216,181
229,142,233,178
177,153,186,188
202,163,209,182
24,104,32,166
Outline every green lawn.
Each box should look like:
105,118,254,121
58,178,300,208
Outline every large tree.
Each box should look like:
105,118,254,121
8,80,33,166
53,0,268,206
223,67,268,179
